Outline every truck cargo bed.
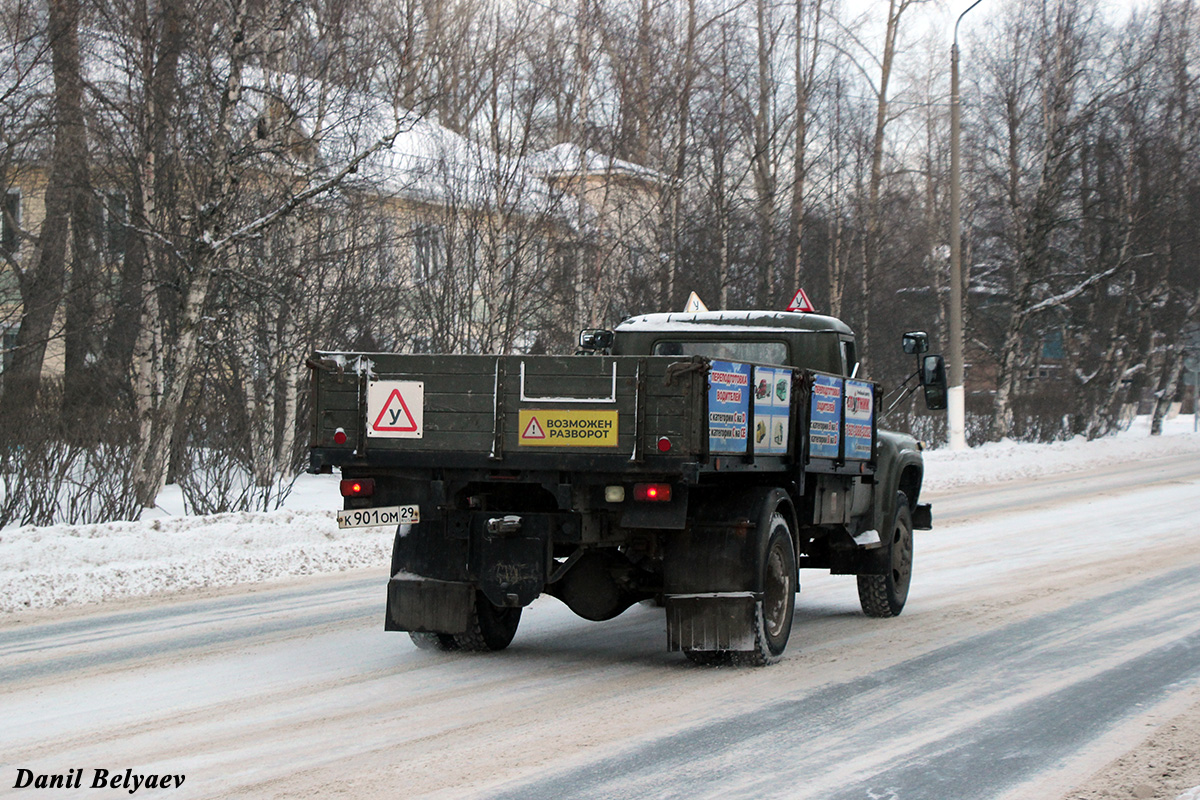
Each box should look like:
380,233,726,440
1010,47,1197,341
309,351,877,477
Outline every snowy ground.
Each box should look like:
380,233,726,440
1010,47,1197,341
922,414,1200,491
1,415,1198,614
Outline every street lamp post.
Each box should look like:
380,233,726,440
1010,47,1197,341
1186,349,1200,433
947,0,984,451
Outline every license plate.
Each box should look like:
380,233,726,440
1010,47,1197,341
337,505,420,529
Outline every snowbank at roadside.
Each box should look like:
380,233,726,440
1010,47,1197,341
0,504,385,612
0,417,1196,613
923,415,1200,491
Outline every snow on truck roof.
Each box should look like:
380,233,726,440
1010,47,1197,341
616,310,853,335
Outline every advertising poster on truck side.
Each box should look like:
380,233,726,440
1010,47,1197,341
708,361,750,453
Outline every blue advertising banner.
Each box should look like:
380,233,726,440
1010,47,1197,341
753,366,791,455
808,373,843,460
844,379,875,461
708,361,750,453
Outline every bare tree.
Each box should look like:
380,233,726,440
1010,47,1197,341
0,0,51,346
785,0,824,299
1,0,87,420
976,0,1097,439
749,0,782,305
112,0,408,507
858,0,926,372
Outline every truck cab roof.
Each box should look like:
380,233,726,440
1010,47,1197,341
612,310,857,375
615,310,854,335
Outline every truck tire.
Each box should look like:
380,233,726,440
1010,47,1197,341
407,590,521,652
683,510,797,667
857,491,913,618
740,512,797,666
454,592,521,651
408,632,456,651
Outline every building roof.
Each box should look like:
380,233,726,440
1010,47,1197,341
312,92,581,223
3,32,594,226
526,143,664,185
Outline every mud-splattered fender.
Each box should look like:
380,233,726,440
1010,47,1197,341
872,429,925,534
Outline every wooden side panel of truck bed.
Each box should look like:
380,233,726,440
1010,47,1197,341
309,353,708,467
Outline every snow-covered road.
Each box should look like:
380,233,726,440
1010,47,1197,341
3,449,1200,798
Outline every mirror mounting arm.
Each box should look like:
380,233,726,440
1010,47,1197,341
881,370,923,419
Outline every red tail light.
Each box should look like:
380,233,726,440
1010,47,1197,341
340,478,375,498
633,483,672,502
333,428,348,445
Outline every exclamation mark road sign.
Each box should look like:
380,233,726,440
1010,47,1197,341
521,416,546,440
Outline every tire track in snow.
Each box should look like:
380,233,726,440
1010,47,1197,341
926,451,1200,523
484,564,1200,800
0,575,381,684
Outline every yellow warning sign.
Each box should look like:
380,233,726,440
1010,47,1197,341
518,409,619,447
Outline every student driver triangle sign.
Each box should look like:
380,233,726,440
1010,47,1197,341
787,288,816,313
374,389,418,432
367,381,424,438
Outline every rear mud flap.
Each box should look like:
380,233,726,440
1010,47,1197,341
477,528,546,609
664,593,758,652
386,576,473,633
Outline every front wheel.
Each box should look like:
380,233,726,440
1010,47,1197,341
857,491,914,618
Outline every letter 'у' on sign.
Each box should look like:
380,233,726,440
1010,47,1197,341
367,381,424,438
518,409,618,447
786,288,815,313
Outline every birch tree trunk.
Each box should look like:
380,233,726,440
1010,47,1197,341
787,0,822,299
101,0,186,397
751,0,777,306
859,0,910,374
1150,347,1186,435
663,0,697,310
131,0,255,506
1151,289,1200,434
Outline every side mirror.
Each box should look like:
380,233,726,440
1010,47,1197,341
578,329,614,352
902,331,930,355
920,354,948,411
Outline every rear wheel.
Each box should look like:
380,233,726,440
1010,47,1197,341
739,513,797,666
858,491,914,618
684,510,797,667
407,590,522,652
408,631,457,651
453,591,522,651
